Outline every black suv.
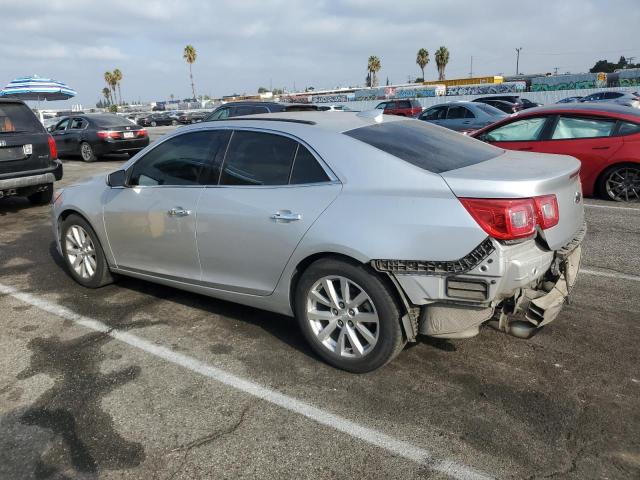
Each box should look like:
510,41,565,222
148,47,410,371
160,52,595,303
205,101,318,121
0,99,62,204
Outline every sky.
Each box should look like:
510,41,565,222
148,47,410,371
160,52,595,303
1,0,639,106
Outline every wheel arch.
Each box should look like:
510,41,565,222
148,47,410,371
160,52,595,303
56,208,114,266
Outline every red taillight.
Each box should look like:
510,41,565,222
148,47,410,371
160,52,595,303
460,198,536,240
96,130,122,139
136,128,147,137
460,194,559,241
47,134,57,160
533,195,559,229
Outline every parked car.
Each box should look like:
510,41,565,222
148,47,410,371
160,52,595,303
579,91,640,108
471,103,640,202
137,112,176,127
52,112,584,372
49,113,149,162
317,105,345,111
205,101,319,121
0,99,62,204
474,96,541,111
557,96,583,104
418,101,506,132
178,111,208,124
374,99,422,117
472,98,521,114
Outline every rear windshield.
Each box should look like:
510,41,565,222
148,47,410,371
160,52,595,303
344,120,502,173
91,114,135,127
0,103,43,133
475,103,506,116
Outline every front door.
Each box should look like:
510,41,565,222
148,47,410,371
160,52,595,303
50,118,71,155
103,130,227,280
196,129,341,295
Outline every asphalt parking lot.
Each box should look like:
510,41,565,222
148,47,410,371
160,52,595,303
0,126,639,480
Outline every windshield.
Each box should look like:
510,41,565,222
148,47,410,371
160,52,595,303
344,120,502,173
0,103,43,133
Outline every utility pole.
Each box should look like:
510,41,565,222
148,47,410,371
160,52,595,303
469,56,473,78
515,47,523,75
553,66,559,75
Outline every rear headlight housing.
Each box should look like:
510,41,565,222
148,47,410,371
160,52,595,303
136,128,147,137
460,195,560,241
96,130,122,139
47,134,58,160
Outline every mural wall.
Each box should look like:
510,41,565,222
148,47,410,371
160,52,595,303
618,69,640,88
531,73,607,91
445,81,526,96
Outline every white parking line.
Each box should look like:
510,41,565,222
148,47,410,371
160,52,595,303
0,283,491,480
584,203,640,212
581,268,640,282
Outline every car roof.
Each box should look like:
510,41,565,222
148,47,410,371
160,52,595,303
514,102,640,118
0,98,27,105
201,111,407,133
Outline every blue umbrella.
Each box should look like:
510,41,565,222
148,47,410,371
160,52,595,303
0,75,76,101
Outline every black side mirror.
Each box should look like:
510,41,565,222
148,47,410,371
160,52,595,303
107,169,127,187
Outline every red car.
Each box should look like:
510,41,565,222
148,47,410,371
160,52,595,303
375,99,422,117
471,103,640,202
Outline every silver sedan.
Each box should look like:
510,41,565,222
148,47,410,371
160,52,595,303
418,101,507,132
52,111,584,372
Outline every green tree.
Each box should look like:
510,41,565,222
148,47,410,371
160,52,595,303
183,45,197,100
101,87,111,106
258,87,268,93
103,71,114,105
435,46,450,81
367,55,381,87
113,69,123,105
416,48,429,82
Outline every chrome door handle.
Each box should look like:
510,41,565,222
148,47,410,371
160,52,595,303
168,207,191,217
271,211,302,222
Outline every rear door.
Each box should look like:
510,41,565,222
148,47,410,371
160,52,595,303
103,130,229,280
531,115,621,191
0,102,51,174
444,105,475,131
196,129,341,295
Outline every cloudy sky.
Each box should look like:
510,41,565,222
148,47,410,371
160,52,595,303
1,0,639,106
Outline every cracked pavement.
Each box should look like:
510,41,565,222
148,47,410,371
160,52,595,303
0,138,639,479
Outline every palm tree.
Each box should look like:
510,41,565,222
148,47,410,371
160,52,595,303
103,71,114,104
367,55,381,87
183,45,197,100
416,48,429,82
435,46,450,81
108,73,118,107
113,69,123,105
101,87,111,106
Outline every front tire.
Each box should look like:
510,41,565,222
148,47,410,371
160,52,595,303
599,164,640,202
295,258,405,373
151,121,157,127
60,214,114,288
27,183,53,205
80,142,97,162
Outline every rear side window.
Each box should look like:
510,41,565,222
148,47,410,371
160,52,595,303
344,120,501,174
70,118,87,129
290,145,330,184
398,101,411,108
233,105,269,116
552,116,616,139
129,131,229,186
447,106,474,119
617,121,640,136
208,107,231,120
92,115,134,127
484,117,547,142
220,131,297,186
475,103,505,116
0,103,43,133
421,107,446,120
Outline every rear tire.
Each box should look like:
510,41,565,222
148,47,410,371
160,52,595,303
598,163,640,202
151,121,157,127
60,214,114,288
27,183,53,205
295,258,406,373
172,120,178,126
80,142,97,162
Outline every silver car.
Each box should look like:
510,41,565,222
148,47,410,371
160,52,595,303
418,101,507,132
51,112,584,372
580,91,640,108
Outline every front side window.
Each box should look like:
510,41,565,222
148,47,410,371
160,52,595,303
421,107,446,120
398,101,412,109
209,107,231,120
220,131,297,186
55,118,70,131
447,106,474,119
375,103,386,110
233,105,269,116
129,131,229,186
484,117,547,142
551,116,616,140
70,118,86,129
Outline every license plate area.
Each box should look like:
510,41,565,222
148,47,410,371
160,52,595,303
123,132,134,139
0,146,26,162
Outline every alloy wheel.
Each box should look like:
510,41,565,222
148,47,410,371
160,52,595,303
81,143,93,161
605,167,640,202
65,225,97,279
306,276,379,358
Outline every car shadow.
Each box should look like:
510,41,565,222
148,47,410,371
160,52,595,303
0,196,34,215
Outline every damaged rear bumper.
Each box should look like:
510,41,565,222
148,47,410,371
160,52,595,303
381,224,585,340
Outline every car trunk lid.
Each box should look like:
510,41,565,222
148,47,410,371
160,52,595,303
440,150,584,250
